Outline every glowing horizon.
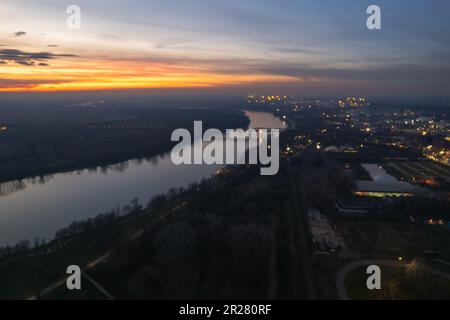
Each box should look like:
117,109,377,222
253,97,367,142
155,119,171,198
0,58,298,92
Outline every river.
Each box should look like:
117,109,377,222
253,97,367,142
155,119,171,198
0,110,286,246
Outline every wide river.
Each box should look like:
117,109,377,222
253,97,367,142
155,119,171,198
0,111,286,246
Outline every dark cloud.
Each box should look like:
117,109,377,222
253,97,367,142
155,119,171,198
47,45,59,47
271,46,325,55
12,31,27,37
258,63,450,85
0,48,78,66
16,60,35,66
131,52,450,94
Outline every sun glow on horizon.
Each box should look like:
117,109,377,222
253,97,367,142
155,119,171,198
0,58,298,92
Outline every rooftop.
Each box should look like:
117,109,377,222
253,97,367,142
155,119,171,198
355,163,420,195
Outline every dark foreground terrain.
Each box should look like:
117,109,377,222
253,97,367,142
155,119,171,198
1,153,449,300
1,97,449,300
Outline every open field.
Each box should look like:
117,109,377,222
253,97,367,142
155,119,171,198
340,221,450,256
384,161,450,180
345,264,450,300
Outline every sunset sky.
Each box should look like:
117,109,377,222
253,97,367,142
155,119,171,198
1,0,449,97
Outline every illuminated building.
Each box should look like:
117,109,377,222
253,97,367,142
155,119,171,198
352,164,426,198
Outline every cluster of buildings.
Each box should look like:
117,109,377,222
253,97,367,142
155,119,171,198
337,97,369,108
247,94,370,109
246,94,288,104
423,144,450,164
339,107,449,165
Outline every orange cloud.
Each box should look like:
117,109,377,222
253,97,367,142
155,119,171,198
0,56,297,92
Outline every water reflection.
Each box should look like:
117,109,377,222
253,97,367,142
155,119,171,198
0,180,27,197
0,146,221,245
0,154,170,198
0,110,286,245
243,110,287,130
0,175,56,197
0,111,285,199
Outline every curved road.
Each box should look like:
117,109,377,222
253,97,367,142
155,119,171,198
336,259,450,300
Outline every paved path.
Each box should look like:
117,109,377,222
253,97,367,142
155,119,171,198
27,252,113,300
83,272,115,300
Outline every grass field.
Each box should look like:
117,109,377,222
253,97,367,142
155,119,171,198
384,161,450,180
346,265,450,300
340,221,450,256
